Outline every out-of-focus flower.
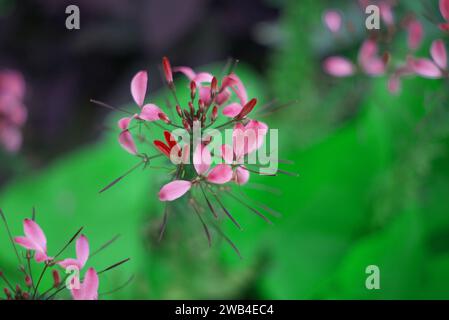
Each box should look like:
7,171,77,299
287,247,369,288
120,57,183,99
0,70,27,153
324,39,386,77
407,19,424,51
323,10,342,33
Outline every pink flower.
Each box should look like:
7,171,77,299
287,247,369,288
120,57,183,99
71,268,99,300
323,10,342,33
118,117,137,155
358,39,386,76
0,70,27,153
158,145,234,202
58,235,89,270
14,219,52,263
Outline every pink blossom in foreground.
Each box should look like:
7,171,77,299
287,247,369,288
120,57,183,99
58,235,89,270
323,10,342,33
407,19,423,51
14,219,52,263
0,70,27,153
71,268,99,300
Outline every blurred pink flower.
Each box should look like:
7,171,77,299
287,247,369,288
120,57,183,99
439,0,449,31
407,19,423,51
0,70,27,153
410,40,447,79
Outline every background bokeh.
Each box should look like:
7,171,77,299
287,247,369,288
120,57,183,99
1,0,449,299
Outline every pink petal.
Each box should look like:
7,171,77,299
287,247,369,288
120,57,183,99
431,40,447,70
159,180,192,201
173,66,196,80
118,130,137,155
76,235,89,269
0,126,22,153
0,70,26,99
380,2,394,26
440,0,449,20
34,251,50,263
234,166,250,185
358,39,378,65
139,104,164,122
388,74,401,94
199,86,212,106
407,20,423,51
411,58,443,78
228,74,248,105
439,22,449,32
323,57,355,77
207,164,233,184
58,258,82,270
72,268,99,300
216,89,231,105
14,236,38,251
220,144,234,164
222,103,243,118
323,10,342,33
23,219,46,253
130,71,147,107
193,145,211,175
118,117,132,130
362,57,386,76
194,72,214,83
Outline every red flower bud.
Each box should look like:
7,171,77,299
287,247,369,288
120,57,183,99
211,105,218,122
182,119,191,131
176,105,183,118
236,98,257,119
159,112,171,124
162,57,173,84
25,275,32,288
190,81,197,100
52,269,61,288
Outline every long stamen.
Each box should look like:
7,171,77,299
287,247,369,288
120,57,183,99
200,184,218,219
97,258,130,275
225,191,272,224
99,275,135,297
158,205,169,242
209,189,242,230
99,160,145,193
54,227,84,259
190,198,212,247
90,99,134,116
210,222,241,259
90,234,121,258
0,271,16,293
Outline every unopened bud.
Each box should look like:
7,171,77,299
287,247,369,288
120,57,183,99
176,105,183,118
25,275,32,288
211,77,218,99
211,105,218,122
162,56,173,84
52,270,61,288
159,112,171,124
182,119,191,131
22,292,29,300
235,98,257,120
189,101,195,115
190,81,197,100
4,288,11,299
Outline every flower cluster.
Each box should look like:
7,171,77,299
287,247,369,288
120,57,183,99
322,0,449,94
0,70,27,153
0,209,129,300
98,57,290,255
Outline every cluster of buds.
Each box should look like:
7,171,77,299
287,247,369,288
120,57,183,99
96,57,293,255
0,70,27,153
322,0,449,94
0,209,130,300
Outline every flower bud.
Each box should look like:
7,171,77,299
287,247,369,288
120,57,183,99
211,106,218,122
52,269,61,288
176,105,183,118
235,98,257,119
162,57,173,84
190,81,197,100
25,275,32,288
182,119,191,132
159,113,171,124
